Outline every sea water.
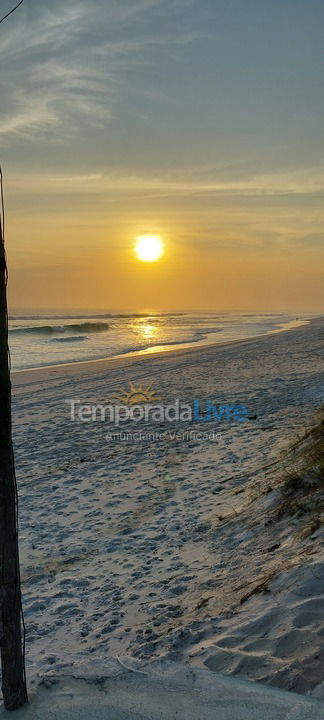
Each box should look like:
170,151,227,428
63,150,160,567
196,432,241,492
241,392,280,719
8,311,308,371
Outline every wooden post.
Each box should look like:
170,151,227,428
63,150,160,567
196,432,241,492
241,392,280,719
0,171,28,710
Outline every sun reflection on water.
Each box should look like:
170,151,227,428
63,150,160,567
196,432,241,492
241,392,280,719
131,320,161,343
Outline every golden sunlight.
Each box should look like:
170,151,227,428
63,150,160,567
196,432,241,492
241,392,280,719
135,235,164,262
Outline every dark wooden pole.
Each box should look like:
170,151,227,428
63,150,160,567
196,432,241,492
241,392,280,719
0,2,27,709
0,169,28,710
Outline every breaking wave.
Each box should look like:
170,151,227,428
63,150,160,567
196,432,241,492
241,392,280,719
10,322,110,336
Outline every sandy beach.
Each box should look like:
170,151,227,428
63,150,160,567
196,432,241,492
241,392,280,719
12,317,324,698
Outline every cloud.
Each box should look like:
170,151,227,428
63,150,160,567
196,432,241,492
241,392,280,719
4,163,324,196
0,2,88,58
0,0,201,142
5,163,324,208
52,165,324,198
291,233,324,248
0,95,58,137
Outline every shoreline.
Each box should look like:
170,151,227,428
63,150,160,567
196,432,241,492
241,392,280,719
12,316,313,383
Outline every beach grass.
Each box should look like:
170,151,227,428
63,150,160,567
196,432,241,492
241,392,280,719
278,408,324,535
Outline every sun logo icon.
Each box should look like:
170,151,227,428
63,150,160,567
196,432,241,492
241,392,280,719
112,382,161,406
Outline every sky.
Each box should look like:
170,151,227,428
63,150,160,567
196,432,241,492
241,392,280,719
1,0,324,312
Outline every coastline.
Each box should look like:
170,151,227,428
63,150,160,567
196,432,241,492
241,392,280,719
12,316,313,386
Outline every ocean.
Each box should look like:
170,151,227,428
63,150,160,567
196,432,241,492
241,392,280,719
8,311,307,371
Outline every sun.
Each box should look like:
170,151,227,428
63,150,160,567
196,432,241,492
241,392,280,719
135,235,164,262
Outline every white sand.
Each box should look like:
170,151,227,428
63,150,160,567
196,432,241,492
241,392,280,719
2,660,324,719
10,317,324,701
